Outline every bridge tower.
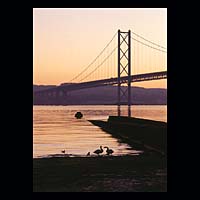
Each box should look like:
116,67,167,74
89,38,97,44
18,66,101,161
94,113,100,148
118,30,131,117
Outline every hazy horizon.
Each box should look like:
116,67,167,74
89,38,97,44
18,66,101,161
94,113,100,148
33,83,167,90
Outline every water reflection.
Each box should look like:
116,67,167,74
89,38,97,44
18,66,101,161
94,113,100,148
33,105,166,158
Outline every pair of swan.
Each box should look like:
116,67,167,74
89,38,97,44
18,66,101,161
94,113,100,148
62,146,114,156
93,146,114,156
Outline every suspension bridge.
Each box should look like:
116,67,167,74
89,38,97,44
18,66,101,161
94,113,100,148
34,29,167,117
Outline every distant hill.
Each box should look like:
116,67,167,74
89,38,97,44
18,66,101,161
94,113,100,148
33,84,167,105
33,85,57,92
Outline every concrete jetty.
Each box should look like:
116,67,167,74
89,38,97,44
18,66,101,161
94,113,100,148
89,116,167,156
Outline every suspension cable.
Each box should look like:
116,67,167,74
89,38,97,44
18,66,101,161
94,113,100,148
131,31,167,50
131,37,167,53
69,31,117,82
79,46,118,82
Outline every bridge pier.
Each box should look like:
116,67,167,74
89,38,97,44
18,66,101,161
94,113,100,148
117,105,120,116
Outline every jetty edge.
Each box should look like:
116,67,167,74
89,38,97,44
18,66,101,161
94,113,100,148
88,116,167,156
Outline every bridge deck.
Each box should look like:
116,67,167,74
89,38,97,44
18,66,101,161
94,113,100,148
34,71,167,95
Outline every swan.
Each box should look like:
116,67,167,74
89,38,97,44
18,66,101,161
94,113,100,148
104,146,114,155
93,146,103,156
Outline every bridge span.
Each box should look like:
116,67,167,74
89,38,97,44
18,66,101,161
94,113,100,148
34,71,167,96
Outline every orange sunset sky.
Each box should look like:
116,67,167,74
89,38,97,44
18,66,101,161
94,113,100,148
33,8,167,88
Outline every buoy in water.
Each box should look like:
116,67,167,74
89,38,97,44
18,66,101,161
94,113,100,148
75,111,83,119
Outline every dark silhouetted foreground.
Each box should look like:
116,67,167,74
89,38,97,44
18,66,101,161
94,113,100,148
33,155,166,192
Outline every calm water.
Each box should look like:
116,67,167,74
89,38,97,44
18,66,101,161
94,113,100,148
33,105,167,158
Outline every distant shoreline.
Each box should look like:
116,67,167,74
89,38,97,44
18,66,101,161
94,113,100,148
33,85,167,105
